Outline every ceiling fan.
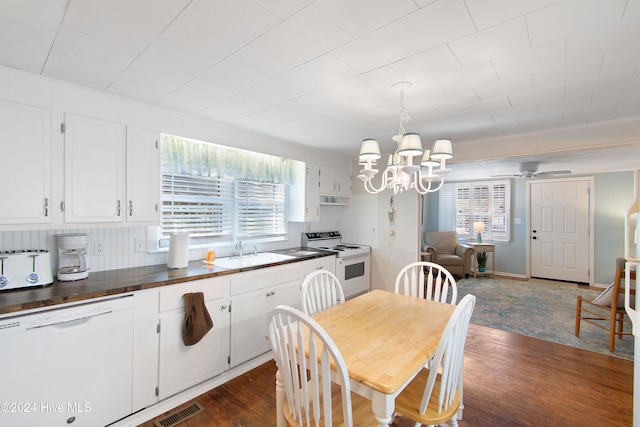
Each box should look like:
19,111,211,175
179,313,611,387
491,162,572,178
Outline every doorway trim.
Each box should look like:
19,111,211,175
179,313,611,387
525,176,595,285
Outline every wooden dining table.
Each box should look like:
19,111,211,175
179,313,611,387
275,289,456,427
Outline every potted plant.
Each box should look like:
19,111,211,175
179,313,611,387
477,251,488,272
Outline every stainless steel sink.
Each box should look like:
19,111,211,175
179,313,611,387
212,252,295,269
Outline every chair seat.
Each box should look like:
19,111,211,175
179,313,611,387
395,368,461,426
284,384,377,427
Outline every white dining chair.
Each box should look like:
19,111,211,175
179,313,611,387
394,294,476,427
300,270,346,315
267,305,377,427
395,261,458,304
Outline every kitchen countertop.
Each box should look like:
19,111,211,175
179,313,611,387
0,248,334,316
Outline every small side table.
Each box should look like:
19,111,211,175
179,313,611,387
466,242,496,278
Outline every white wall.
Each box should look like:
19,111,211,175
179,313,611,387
0,66,351,273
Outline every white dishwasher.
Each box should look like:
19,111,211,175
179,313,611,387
0,295,134,426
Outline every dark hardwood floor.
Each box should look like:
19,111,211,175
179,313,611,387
139,323,634,427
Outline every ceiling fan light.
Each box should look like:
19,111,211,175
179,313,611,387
430,139,453,159
398,133,423,157
359,139,381,160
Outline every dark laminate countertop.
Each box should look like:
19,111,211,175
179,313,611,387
0,248,334,316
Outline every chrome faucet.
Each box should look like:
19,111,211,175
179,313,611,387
253,245,258,256
235,241,244,257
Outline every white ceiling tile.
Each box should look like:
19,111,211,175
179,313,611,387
448,18,530,67
389,45,462,84
264,5,353,62
45,27,139,90
253,0,313,20
473,73,533,100
531,58,603,90
156,77,239,114
0,0,67,73
431,62,498,93
464,0,558,30
385,0,476,55
315,0,417,38
331,29,409,74
63,0,190,52
201,36,303,92
139,0,280,67
508,84,565,109
492,40,566,79
526,0,628,46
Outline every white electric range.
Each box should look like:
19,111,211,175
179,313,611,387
302,231,371,299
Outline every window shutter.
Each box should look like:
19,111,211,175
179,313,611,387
236,180,287,238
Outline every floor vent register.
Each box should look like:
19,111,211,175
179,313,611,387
154,401,205,427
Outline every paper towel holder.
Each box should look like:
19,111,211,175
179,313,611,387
167,231,190,269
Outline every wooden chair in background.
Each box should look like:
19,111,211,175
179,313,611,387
395,261,458,304
575,257,636,352
300,270,345,315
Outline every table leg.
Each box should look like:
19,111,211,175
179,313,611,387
276,369,285,427
371,392,394,427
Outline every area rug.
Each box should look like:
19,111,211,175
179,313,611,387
456,276,635,361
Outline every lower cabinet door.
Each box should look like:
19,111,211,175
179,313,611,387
158,299,230,399
229,281,300,367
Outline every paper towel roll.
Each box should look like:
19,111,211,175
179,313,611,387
167,232,189,269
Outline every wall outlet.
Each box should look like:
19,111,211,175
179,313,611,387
94,240,105,256
371,226,377,236
135,239,146,253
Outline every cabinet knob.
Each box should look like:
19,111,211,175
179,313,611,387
129,200,133,216
117,200,121,216
44,198,49,217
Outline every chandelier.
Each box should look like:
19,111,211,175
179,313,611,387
357,82,453,195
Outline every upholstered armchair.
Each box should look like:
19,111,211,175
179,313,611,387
422,231,474,278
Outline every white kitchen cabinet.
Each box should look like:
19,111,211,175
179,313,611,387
303,254,336,276
305,163,321,221
288,161,320,222
157,276,231,400
319,165,351,204
229,262,304,367
63,113,125,223
0,100,52,226
126,126,160,224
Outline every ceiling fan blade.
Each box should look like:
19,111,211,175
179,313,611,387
490,173,520,177
535,170,572,176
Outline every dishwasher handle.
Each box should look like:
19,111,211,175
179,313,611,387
27,309,114,330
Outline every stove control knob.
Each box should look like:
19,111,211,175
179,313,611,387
26,272,40,284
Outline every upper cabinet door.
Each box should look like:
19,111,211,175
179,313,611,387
64,114,125,223
126,126,160,224
0,101,51,226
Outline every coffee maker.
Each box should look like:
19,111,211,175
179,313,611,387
57,234,89,281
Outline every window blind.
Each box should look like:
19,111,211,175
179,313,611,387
159,174,234,247
235,180,287,238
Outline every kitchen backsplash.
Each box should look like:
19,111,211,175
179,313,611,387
0,227,165,274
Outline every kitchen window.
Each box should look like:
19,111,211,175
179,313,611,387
151,134,292,250
438,180,511,242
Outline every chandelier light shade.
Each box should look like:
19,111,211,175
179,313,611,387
357,82,453,195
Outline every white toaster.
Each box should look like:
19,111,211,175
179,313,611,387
0,250,54,291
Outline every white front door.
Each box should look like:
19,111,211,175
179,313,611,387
530,179,590,283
